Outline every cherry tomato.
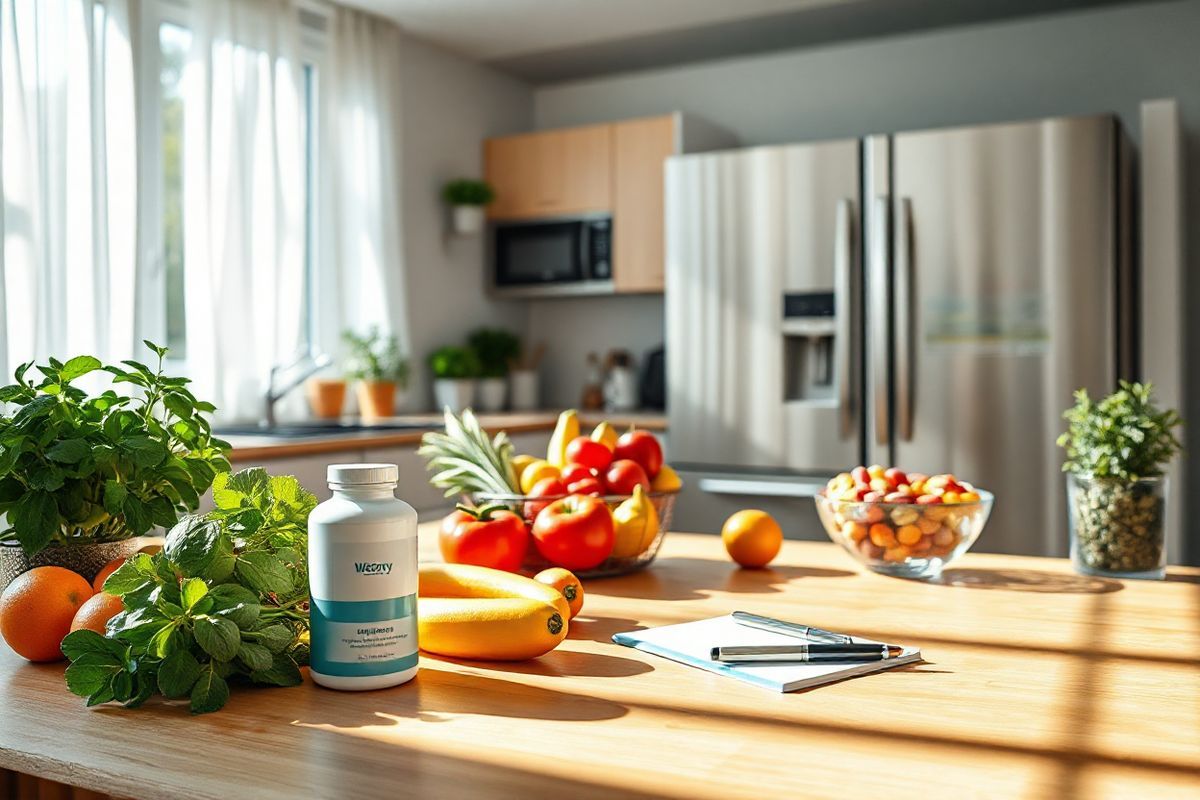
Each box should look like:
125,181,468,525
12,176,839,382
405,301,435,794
524,477,567,523
534,567,585,619
559,462,595,486
565,437,614,472
613,430,663,479
438,504,529,572
531,495,615,571
604,459,650,495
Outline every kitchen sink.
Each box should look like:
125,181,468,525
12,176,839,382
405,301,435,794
215,421,436,438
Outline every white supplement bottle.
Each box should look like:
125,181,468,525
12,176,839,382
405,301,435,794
308,464,418,690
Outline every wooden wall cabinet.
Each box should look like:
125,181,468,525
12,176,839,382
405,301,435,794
485,125,611,219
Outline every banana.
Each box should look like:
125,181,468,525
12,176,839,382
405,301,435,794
546,409,579,467
419,597,566,660
590,421,619,452
418,563,570,621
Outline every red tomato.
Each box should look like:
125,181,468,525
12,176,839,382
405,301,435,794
567,477,603,496
531,495,615,571
604,459,650,495
438,505,529,572
524,476,567,523
565,437,613,471
613,430,663,479
559,462,595,486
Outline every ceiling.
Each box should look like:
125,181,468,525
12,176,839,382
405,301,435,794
343,0,1143,84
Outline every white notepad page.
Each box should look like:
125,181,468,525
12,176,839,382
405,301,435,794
613,614,922,692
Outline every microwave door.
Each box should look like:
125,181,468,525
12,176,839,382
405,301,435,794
495,221,583,286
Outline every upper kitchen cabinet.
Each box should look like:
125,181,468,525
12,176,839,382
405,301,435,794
611,115,678,293
485,125,611,219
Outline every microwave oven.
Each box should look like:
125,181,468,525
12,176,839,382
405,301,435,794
490,216,613,297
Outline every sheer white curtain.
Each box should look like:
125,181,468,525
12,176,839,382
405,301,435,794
0,0,138,377
180,0,307,421
319,6,408,382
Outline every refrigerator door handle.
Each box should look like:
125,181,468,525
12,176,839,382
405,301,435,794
870,196,890,446
895,197,914,442
698,478,827,498
834,198,855,439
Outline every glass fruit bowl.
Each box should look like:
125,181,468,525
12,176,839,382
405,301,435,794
814,490,994,579
467,490,679,578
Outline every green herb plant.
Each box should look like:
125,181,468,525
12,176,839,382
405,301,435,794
427,345,481,380
1058,381,1182,480
61,468,317,714
343,327,409,385
0,341,230,555
467,328,521,379
419,408,520,497
442,179,495,206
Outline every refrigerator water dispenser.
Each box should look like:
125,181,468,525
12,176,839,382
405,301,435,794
783,292,836,402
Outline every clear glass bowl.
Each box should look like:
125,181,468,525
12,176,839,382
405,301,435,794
814,490,994,579
467,490,679,578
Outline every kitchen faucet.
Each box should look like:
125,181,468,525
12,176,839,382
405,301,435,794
262,352,333,428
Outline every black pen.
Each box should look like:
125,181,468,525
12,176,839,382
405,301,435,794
710,644,903,663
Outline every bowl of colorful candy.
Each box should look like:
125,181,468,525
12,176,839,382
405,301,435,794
814,466,993,579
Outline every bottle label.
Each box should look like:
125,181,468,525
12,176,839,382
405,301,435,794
310,595,418,677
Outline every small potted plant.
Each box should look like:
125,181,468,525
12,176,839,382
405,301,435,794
443,178,495,235
306,371,346,420
468,328,520,412
428,345,480,413
344,327,409,419
0,342,230,590
1058,381,1182,579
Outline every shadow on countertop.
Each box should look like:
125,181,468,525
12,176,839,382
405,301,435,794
935,567,1123,594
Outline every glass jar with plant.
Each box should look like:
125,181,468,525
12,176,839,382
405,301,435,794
343,327,409,420
443,178,495,235
468,328,520,413
0,341,231,590
1058,381,1182,579
428,345,481,413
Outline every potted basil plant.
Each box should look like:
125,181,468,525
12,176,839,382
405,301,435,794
1058,381,1182,579
467,328,521,412
428,346,480,413
343,327,409,419
443,179,495,235
0,341,231,591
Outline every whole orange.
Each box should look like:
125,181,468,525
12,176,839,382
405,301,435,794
0,567,94,661
722,510,784,568
92,555,127,594
70,592,124,635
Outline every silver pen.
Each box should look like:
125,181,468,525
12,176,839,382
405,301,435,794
732,611,852,644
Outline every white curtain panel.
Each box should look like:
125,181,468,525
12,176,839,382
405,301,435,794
0,0,138,378
318,6,408,381
181,0,307,421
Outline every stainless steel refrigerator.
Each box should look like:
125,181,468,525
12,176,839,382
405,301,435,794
665,113,1133,556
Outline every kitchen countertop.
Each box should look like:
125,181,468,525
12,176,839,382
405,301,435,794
225,411,667,461
2,528,1198,799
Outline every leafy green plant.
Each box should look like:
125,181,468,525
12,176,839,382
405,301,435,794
61,468,317,714
418,408,519,497
427,345,481,380
442,178,495,206
1058,381,1183,480
467,328,521,379
343,327,408,385
0,341,230,556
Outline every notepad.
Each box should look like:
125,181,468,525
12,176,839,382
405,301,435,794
612,615,922,692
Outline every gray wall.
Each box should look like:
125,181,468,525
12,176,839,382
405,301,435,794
397,34,534,411
532,0,1200,560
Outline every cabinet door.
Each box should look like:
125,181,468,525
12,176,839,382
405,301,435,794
613,115,677,293
558,124,612,213
485,133,540,219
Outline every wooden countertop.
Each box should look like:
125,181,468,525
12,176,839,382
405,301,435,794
2,529,1198,800
227,411,667,461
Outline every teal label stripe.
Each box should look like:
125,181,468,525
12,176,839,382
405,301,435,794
311,594,417,622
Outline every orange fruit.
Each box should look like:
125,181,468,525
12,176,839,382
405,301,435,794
92,556,128,593
721,510,784,569
0,567,94,662
534,567,585,619
70,592,124,635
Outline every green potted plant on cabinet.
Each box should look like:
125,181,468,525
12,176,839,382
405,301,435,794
467,328,521,412
343,327,409,419
428,345,480,413
1058,381,1183,579
443,178,495,235
0,342,231,590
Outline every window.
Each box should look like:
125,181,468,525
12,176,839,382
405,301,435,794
158,22,190,358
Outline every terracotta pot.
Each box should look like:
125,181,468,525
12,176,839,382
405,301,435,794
307,378,347,419
0,538,143,594
357,381,397,420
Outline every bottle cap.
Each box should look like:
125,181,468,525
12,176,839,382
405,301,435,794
327,463,399,486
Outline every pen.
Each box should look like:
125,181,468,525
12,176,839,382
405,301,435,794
731,611,852,644
710,644,904,663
